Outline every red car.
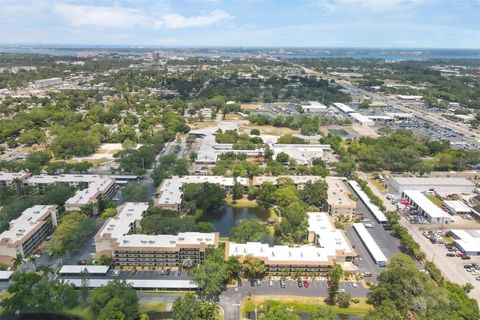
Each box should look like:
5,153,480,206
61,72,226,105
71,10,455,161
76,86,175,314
303,280,309,288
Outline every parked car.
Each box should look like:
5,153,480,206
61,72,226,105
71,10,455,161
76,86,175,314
256,279,261,286
269,280,274,287
476,276,480,281
352,282,358,288
160,269,165,275
462,256,472,260
303,280,309,288
446,253,456,257
338,288,345,293
238,279,242,287
250,280,255,287
297,280,303,288
280,280,286,288
165,269,171,276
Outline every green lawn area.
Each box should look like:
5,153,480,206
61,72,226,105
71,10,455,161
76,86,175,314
426,194,443,206
368,177,386,192
139,302,167,313
225,195,259,208
62,305,93,320
242,296,372,317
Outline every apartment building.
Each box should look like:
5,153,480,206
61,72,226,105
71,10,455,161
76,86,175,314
0,205,58,265
326,176,356,219
155,176,249,210
0,171,30,188
252,175,324,190
226,212,356,274
95,202,219,267
27,174,116,214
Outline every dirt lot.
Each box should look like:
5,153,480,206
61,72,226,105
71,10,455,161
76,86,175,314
241,103,259,110
240,124,299,136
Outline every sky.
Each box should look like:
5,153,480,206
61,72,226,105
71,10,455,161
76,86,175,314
0,0,479,48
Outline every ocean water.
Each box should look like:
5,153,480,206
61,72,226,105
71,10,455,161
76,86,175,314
0,46,479,60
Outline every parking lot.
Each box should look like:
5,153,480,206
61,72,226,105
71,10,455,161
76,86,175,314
345,185,403,280
231,279,368,298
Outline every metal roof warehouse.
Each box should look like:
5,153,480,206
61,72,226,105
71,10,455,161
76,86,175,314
64,278,198,290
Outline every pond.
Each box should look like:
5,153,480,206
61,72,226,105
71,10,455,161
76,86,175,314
197,205,270,236
328,128,353,140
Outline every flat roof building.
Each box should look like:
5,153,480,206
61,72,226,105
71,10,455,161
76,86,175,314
350,113,375,126
443,200,472,215
390,177,475,196
27,174,116,214
0,205,58,265
0,171,30,188
252,175,323,189
333,103,355,114
402,190,452,224
155,176,249,210
95,202,219,267
450,230,480,256
326,177,356,219
301,101,328,114
59,265,110,275
272,144,332,165
226,212,355,274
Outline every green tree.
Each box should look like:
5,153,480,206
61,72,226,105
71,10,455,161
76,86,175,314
172,293,218,320
327,263,343,304
242,256,266,279
88,280,139,319
232,180,244,200
122,183,149,202
230,220,269,243
300,180,328,209
101,207,117,220
310,306,336,320
11,253,25,270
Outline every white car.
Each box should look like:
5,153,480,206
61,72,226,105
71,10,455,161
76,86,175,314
352,282,358,288
338,288,345,293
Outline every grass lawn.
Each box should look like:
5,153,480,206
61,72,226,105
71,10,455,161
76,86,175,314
368,177,386,192
225,195,259,208
241,296,372,317
426,194,443,206
62,305,94,320
139,302,167,313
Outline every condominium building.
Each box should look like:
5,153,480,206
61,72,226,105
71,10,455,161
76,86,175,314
226,212,356,274
95,202,219,267
0,205,58,265
27,174,116,214
0,171,30,188
252,175,323,190
326,177,356,219
155,176,249,210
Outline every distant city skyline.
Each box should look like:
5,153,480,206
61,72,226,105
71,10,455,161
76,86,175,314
0,0,479,49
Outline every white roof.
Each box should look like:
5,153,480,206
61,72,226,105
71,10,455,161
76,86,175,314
28,174,104,184
228,212,353,264
59,265,110,274
443,200,471,213
0,271,14,280
348,180,388,223
392,177,474,187
350,113,374,124
403,190,451,219
0,171,29,182
156,176,249,207
252,175,323,186
307,212,353,254
97,202,217,248
450,230,480,253
65,178,114,206
0,205,56,245
301,101,327,110
272,144,331,165
64,278,198,289
353,223,387,264
333,103,355,113
326,177,356,208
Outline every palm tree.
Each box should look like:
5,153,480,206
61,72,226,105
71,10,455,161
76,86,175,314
11,253,25,270
40,264,54,278
28,255,38,272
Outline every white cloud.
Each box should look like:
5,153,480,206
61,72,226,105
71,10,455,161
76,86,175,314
158,10,232,28
53,3,148,28
52,3,232,30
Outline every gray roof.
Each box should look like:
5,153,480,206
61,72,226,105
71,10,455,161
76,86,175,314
59,265,110,274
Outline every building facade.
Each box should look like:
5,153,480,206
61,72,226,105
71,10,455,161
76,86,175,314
95,202,219,267
0,205,58,265
326,177,356,219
